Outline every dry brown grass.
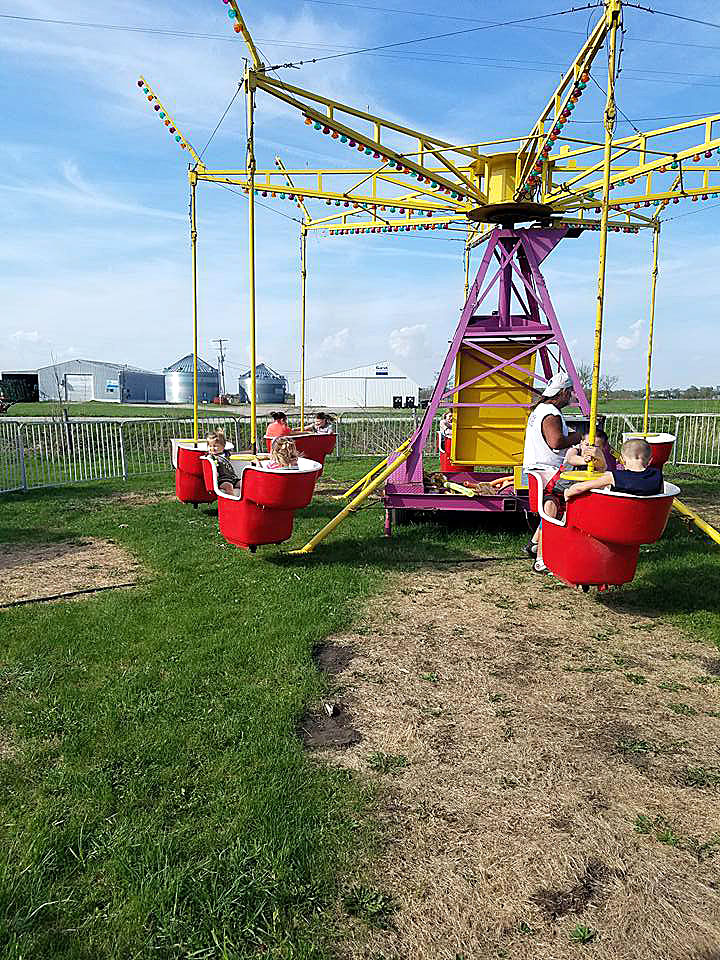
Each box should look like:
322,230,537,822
313,561,720,960
0,538,141,605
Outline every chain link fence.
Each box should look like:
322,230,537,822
1,412,718,495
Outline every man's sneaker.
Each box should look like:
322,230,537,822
524,539,538,558
532,559,549,574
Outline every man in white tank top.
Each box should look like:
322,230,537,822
523,373,582,572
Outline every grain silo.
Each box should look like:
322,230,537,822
164,355,219,404
237,363,287,405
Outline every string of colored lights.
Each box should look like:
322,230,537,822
136,77,198,162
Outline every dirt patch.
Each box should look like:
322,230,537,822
314,642,356,676
0,538,142,606
299,704,361,750
316,561,720,960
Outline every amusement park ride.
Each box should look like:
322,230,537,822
148,0,720,581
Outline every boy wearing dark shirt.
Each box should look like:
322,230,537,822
564,437,662,502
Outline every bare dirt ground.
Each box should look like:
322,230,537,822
0,538,141,606
308,560,720,960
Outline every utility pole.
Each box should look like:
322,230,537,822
212,338,229,396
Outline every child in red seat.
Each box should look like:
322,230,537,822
207,429,242,497
267,436,299,470
564,437,662,501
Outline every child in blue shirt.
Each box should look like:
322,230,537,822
564,437,662,502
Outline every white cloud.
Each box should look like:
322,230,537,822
616,317,644,351
10,329,41,343
389,323,427,358
317,327,350,357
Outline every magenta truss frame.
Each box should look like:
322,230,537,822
384,226,590,515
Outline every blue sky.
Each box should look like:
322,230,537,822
2,0,720,390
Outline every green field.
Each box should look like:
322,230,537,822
6,397,720,420
6,401,227,419
0,460,718,958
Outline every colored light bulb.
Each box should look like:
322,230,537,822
143,87,149,93
322,126,330,134
705,150,712,158
159,112,165,118
693,154,700,162
331,131,339,139
137,79,144,87
340,135,347,143
313,122,321,130
304,116,312,125
154,104,161,111
169,127,176,133
234,23,241,32
228,8,237,16
175,135,181,141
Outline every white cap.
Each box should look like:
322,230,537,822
542,372,573,397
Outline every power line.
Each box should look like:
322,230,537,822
661,200,720,223
266,4,604,69
6,8,720,56
624,4,720,31
198,81,244,162
5,12,720,84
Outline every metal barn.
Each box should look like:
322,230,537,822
37,359,165,404
295,361,419,408
164,355,219,404
237,363,287,405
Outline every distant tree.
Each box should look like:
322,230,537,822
600,374,619,399
684,384,700,399
577,361,593,393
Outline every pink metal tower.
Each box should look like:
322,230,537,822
384,227,590,523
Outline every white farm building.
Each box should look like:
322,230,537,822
296,361,419,408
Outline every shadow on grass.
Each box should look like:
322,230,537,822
275,508,530,571
600,522,720,627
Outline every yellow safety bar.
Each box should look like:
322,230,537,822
290,446,412,554
332,439,412,500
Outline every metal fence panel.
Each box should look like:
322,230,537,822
0,412,719,495
0,420,24,493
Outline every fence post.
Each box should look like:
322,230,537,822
335,414,342,458
16,423,28,491
673,415,680,465
119,423,128,480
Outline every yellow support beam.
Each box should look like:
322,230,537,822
333,439,412,500
517,6,608,190
290,447,413,554
226,0,263,70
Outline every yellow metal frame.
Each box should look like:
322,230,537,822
138,0,720,551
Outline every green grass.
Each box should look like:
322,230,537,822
0,462,521,959
7,401,227,419
8,397,720,418
0,463,718,958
